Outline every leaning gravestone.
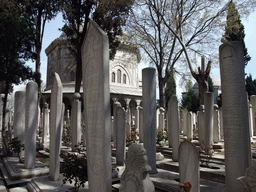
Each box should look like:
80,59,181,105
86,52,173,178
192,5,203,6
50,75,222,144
219,42,251,192
49,73,63,181
25,82,38,169
120,143,155,192
116,106,126,166
168,95,180,161
179,140,200,192
13,91,26,145
82,20,111,192
142,67,157,173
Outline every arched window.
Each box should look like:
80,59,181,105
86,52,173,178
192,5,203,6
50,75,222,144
117,69,121,83
112,72,115,82
123,74,126,84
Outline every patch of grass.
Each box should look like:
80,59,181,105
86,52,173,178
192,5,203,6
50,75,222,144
36,152,50,167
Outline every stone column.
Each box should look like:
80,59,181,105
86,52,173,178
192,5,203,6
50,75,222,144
158,107,165,132
142,67,157,173
213,104,220,143
219,107,224,140
42,102,49,144
116,106,126,166
71,93,82,151
198,105,205,144
219,42,251,192
113,101,121,147
168,95,180,161
250,95,256,136
49,73,63,181
139,106,143,143
13,91,26,144
82,20,112,192
204,92,214,151
25,82,38,169
187,112,193,140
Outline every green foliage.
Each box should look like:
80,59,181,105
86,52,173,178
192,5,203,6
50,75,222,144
0,12,35,87
165,71,176,109
222,1,251,65
60,148,87,192
246,74,256,97
62,124,72,147
156,130,168,145
208,77,214,92
181,89,200,113
10,137,24,162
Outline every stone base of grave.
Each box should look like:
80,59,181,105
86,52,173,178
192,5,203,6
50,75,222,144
1,156,49,187
27,175,89,192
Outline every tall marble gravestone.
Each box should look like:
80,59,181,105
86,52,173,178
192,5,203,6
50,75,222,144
113,101,122,148
25,82,38,169
82,20,111,192
116,106,126,166
13,91,26,144
250,95,256,136
49,73,63,181
142,67,157,173
168,95,180,161
179,140,200,192
198,105,205,144
71,93,82,151
219,42,251,192
204,92,214,150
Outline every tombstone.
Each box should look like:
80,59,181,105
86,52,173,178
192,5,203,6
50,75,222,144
0,94,4,132
111,116,114,141
204,92,214,151
219,107,224,139
81,20,112,192
71,93,82,151
24,82,38,169
158,107,165,132
120,143,155,192
181,108,188,136
156,108,160,132
49,73,63,181
219,42,251,192
213,104,220,143
42,102,49,144
168,95,180,161
198,105,205,144
250,95,256,136
13,91,26,145
142,67,157,173
113,101,121,147
126,108,131,138
249,104,254,137
139,106,143,143
116,106,126,166
179,140,200,192
187,112,193,140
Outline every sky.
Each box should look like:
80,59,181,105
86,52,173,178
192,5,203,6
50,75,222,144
15,10,256,99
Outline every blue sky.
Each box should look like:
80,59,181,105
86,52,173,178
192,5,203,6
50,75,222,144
16,10,256,98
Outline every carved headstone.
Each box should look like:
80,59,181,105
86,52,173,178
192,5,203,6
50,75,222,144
219,42,251,192
142,67,157,173
120,143,155,192
116,106,126,166
25,82,38,169
49,73,63,181
179,140,200,192
82,20,111,192
13,91,26,144
168,95,180,161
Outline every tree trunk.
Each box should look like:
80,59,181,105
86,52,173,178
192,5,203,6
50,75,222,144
158,72,165,108
75,46,82,93
2,83,10,155
197,75,208,105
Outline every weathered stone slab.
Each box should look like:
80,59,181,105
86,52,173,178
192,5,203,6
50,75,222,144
25,82,38,169
142,67,157,173
82,20,111,192
179,140,200,192
49,73,63,181
219,41,251,192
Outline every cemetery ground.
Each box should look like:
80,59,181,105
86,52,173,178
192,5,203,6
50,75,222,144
1,134,256,191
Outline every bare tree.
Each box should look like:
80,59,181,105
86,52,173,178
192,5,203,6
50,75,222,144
127,0,255,106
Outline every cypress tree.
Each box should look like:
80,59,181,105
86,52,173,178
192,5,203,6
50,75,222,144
222,0,251,65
